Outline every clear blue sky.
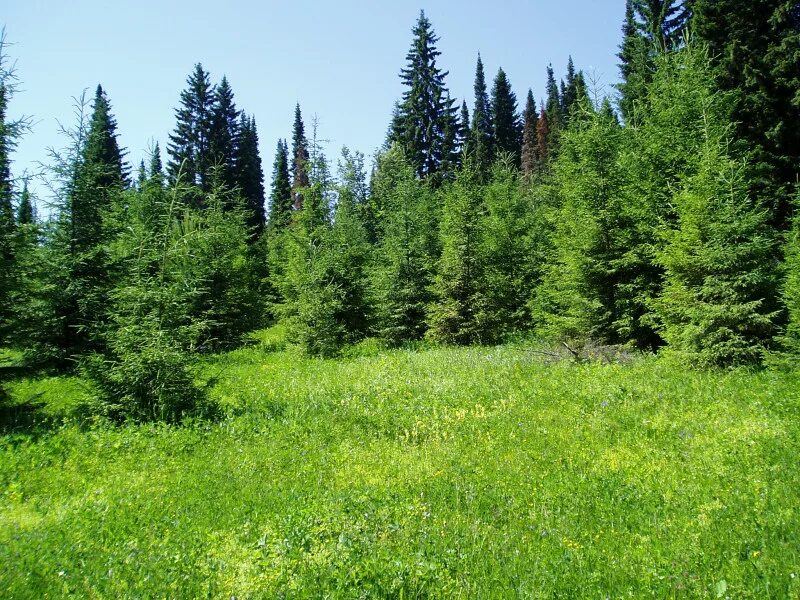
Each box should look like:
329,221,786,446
5,0,625,199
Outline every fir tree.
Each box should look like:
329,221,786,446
536,108,551,166
209,75,240,191
235,115,266,235
779,190,800,360
693,0,800,229
490,67,522,165
16,181,33,226
458,100,470,155
371,146,437,344
389,11,458,183
148,142,164,186
470,54,493,175
655,130,779,367
520,90,539,177
544,65,562,156
57,85,127,357
428,165,486,344
291,103,309,209
167,63,215,200
0,79,14,342
268,138,292,230
617,0,650,125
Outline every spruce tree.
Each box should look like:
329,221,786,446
428,164,486,344
617,0,650,125
520,91,539,178
655,131,779,367
371,146,437,344
0,80,14,343
470,54,493,175
532,100,631,347
490,67,522,165
235,115,266,235
780,190,800,360
692,0,800,229
544,65,561,156
389,11,458,183
291,103,309,209
209,75,240,191
57,85,127,357
536,108,551,167
268,139,292,230
167,63,215,200
16,181,33,226
149,142,164,185
458,100,470,155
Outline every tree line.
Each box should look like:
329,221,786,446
0,0,798,421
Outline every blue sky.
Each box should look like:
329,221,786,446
5,0,625,199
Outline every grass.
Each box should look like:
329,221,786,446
1,337,799,598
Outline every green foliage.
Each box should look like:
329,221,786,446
693,0,800,229
3,344,800,596
428,165,486,344
390,11,459,184
655,134,780,367
82,176,210,421
234,115,266,236
779,192,800,360
533,101,633,347
490,67,522,166
371,146,437,345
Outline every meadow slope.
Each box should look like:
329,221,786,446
1,342,799,598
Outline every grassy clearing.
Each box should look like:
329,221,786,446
1,339,799,598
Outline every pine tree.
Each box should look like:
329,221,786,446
470,54,493,175
618,0,692,125
291,103,309,209
167,63,215,201
458,100,471,155
389,11,458,183
209,75,240,191
536,108,551,166
532,101,631,347
544,65,562,156
16,181,33,225
0,79,14,343
428,164,485,344
490,67,522,165
235,115,266,235
655,129,779,367
371,145,437,344
268,138,292,230
520,91,539,177
56,85,127,357
780,190,800,360
692,0,800,229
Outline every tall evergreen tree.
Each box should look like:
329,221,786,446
16,181,33,225
0,80,14,342
371,146,437,344
544,65,562,155
268,139,292,230
490,67,522,164
536,108,551,166
520,90,539,178
149,142,164,185
692,0,800,229
470,54,493,174
235,115,266,235
458,100,471,155
209,75,240,191
389,11,458,183
55,85,127,357
428,165,485,344
291,103,309,209
167,63,215,200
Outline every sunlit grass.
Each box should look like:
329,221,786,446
1,336,799,597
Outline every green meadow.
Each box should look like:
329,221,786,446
1,338,799,598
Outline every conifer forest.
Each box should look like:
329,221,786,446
1,1,800,597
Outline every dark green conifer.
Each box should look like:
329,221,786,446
268,139,292,230
470,54,493,175
490,67,522,165
209,75,240,191
235,115,266,235
167,64,215,199
520,90,539,178
291,104,309,209
389,11,458,183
